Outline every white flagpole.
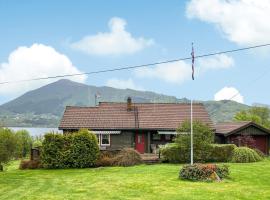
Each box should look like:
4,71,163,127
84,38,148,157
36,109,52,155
191,99,193,165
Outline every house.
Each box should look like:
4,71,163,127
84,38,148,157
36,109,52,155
215,121,270,154
59,97,214,153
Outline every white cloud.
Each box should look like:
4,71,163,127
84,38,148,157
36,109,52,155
186,0,270,46
71,17,154,56
106,78,144,90
0,43,87,97
135,54,233,84
135,61,191,84
198,54,234,71
214,86,244,103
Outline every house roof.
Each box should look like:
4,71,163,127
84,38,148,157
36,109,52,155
215,121,270,136
59,102,214,130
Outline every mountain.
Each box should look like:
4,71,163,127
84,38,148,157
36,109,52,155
0,79,250,127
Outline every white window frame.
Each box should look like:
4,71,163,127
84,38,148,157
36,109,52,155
100,134,110,146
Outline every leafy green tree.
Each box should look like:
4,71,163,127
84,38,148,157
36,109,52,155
234,106,270,128
15,130,33,158
174,121,214,162
0,128,17,171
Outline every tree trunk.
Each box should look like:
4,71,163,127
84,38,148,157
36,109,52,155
0,164,3,171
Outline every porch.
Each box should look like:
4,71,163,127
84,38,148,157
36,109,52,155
134,130,176,154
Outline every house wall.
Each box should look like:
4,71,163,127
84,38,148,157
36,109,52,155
225,126,269,155
233,126,268,136
106,131,135,151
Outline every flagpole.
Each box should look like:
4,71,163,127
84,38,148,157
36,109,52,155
190,42,194,165
190,99,193,165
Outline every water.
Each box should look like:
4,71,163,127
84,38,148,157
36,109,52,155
8,127,62,136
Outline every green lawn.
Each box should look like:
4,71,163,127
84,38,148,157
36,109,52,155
1,160,270,200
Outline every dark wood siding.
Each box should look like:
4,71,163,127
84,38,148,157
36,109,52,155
233,126,268,136
106,131,134,150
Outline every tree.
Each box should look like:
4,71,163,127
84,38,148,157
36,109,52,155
0,128,17,171
234,106,270,129
15,130,33,158
175,121,214,162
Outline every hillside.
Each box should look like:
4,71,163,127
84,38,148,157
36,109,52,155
0,79,250,127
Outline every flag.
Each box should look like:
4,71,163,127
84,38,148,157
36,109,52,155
191,43,195,80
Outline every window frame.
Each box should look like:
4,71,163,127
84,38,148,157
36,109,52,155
100,134,110,146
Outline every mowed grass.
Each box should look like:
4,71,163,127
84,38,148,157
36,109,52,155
1,160,270,200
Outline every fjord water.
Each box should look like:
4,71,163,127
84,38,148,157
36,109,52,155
8,127,62,136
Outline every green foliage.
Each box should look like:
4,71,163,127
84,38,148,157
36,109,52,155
0,128,17,170
209,144,237,162
231,147,263,163
179,163,229,181
234,106,270,129
68,129,100,168
41,129,99,169
113,148,142,167
41,133,65,169
172,121,214,163
160,143,183,163
14,130,32,158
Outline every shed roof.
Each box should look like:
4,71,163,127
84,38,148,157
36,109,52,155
59,102,214,130
215,121,270,136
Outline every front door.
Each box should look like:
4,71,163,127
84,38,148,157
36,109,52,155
135,132,145,153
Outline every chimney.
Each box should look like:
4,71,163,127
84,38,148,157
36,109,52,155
127,97,132,111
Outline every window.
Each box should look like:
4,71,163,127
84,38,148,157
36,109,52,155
152,133,161,140
165,134,171,141
101,134,110,146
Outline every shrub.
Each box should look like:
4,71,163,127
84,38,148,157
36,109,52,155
41,129,99,169
0,128,17,171
40,133,65,169
174,121,214,163
254,148,266,158
160,143,183,163
215,164,229,179
113,148,142,167
15,130,32,158
68,129,100,168
19,160,42,169
208,144,237,162
231,147,263,163
96,151,118,167
179,163,229,181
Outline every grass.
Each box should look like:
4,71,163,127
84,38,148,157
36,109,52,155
1,160,270,200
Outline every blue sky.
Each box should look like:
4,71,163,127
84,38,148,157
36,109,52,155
0,0,270,105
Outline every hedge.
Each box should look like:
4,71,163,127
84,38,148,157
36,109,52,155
161,143,237,163
208,144,237,162
231,147,263,163
41,129,99,169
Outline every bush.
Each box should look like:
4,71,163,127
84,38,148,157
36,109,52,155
19,160,42,169
179,163,229,181
68,129,100,168
174,121,214,163
160,143,183,163
0,128,17,171
208,144,237,162
231,147,263,163
41,129,100,169
113,148,142,167
41,133,65,169
254,148,266,158
15,130,32,158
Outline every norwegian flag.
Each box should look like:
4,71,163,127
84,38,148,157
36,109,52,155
191,43,195,80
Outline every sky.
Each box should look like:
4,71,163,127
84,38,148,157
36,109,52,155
0,0,270,105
